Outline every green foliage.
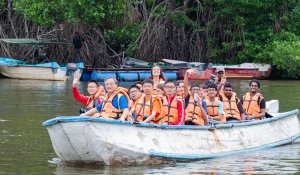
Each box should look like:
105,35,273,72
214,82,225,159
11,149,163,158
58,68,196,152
0,1,6,9
11,0,300,78
105,23,143,55
14,0,124,26
256,32,300,78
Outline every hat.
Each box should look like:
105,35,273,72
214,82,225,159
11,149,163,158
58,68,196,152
216,67,225,73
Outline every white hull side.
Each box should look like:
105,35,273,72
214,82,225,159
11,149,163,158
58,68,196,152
46,111,300,165
0,65,82,81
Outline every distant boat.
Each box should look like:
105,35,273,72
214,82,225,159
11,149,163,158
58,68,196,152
43,101,300,165
212,66,259,79
0,59,84,81
122,57,188,69
212,63,272,79
239,63,272,80
162,59,260,80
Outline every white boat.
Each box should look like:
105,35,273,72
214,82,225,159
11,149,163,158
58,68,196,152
0,57,24,66
43,101,300,165
0,62,84,81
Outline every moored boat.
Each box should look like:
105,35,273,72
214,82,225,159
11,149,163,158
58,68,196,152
213,67,259,79
239,63,272,79
43,102,300,165
0,62,84,81
90,70,177,82
0,57,24,66
213,63,271,79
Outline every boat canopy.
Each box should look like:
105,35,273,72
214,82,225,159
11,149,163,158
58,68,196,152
0,38,70,45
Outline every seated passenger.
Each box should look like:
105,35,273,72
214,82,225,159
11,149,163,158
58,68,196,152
80,77,130,122
135,81,143,93
241,79,266,120
183,69,208,125
155,83,165,98
72,74,104,114
219,83,247,121
128,85,142,106
184,88,208,126
132,79,162,124
161,80,184,125
176,80,184,100
128,85,142,121
204,83,225,123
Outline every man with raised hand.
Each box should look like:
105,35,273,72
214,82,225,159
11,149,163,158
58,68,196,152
80,77,130,123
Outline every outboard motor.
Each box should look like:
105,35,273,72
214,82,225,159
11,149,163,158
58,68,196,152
66,63,77,76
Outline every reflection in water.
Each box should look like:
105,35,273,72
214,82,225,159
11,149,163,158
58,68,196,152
53,144,300,175
1,79,300,174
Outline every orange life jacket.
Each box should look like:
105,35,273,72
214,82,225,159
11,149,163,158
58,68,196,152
205,98,225,123
185,95,206,126
86,85,107,108
161,96,179,125
242,92,263,119
220,93,241,120
99,87,130,119
86,97,100,108
92,86,105,99
134,94,162,123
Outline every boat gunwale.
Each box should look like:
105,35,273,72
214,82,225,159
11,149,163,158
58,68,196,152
42,109,299,129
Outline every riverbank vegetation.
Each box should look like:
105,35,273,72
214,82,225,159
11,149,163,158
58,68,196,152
0,0,300,78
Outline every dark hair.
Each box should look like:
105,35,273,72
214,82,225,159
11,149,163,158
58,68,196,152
201,84,208,89
223,82,232,89
149,65,167,81
164,80,176,87
156,83,164,91
128,85,140,93
249,79,260,88
87,79,99,86
207,83,217,91
190,84,200,89
142,78,154,85
104,76,118,84
135,81,142,86
176,80,184,86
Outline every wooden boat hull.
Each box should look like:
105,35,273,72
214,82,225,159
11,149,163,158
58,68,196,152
214,67,259,79
213,63,272,79
43,109,300,165
0,65,82,81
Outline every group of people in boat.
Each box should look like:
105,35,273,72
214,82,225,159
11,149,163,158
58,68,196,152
72,65,266,126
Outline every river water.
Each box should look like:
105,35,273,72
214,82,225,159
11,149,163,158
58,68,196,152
1,78,300,174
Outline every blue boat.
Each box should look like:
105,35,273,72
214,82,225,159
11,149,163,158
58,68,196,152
86,70,178,82
138,72,151,81
90,71,117,81
117,72,139,82
80,71,92,82
164,71,177,80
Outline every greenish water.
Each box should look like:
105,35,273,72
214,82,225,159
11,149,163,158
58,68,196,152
1,78,300,174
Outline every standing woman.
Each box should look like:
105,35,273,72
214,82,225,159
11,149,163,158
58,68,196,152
149,65,167,90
